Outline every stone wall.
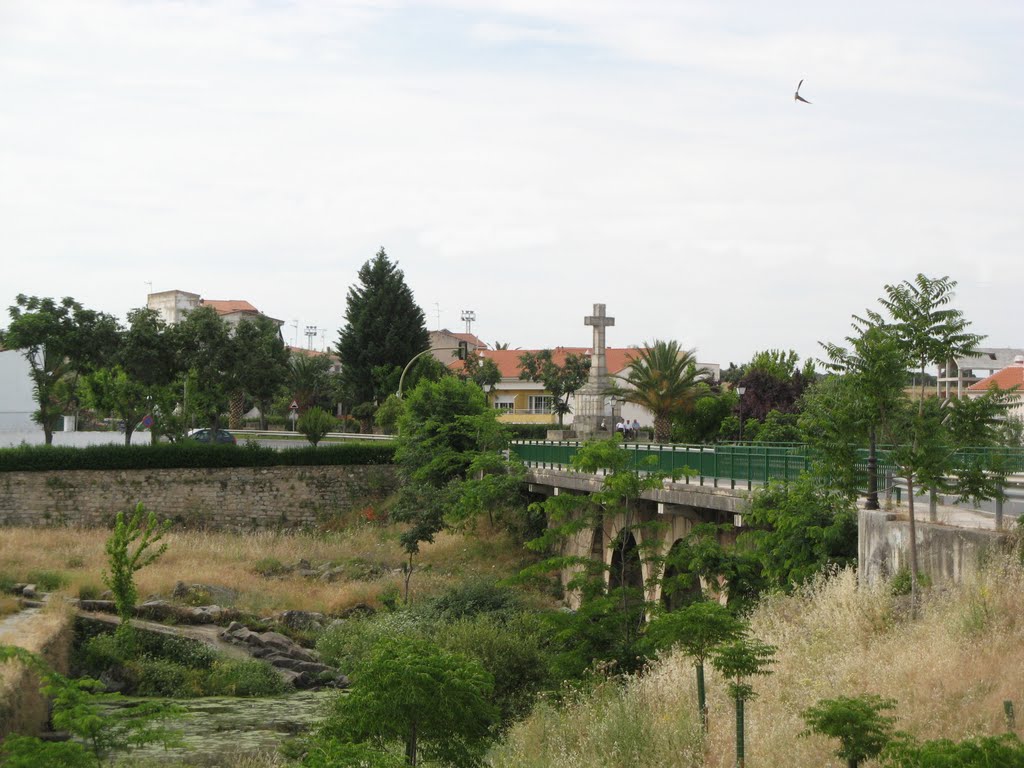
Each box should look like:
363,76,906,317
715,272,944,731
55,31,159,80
859,508,1011,586
0,465,398,529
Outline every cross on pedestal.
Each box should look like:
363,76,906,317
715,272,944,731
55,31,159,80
584,304,615,383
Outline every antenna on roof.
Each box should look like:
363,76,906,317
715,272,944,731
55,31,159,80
433,303,442,331
290,319,299,347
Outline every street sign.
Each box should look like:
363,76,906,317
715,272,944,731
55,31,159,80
290,401,299,410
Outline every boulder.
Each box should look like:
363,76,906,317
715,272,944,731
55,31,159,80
78,599,117,613
21,584,37,599
276,610,326,631
172,582,238,606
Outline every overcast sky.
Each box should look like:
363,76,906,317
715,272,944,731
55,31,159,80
2,1,1021,367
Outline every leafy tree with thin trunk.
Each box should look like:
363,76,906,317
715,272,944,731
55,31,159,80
646,600,745,731
518,349,590,427
233,315,290,430
801,694,898,768
1,295,120,444
711,636,776,768
316,635,496,767
610,340,710,443
172,306,235,430
337,248,430,406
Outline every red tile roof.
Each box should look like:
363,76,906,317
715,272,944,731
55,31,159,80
968,363,1024,393
202,299,260,315
469,347,642,379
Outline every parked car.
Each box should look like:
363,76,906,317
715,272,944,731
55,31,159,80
186,428,237,445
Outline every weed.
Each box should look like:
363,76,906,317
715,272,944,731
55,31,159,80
25,570,68,591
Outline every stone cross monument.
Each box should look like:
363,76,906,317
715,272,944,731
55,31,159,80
573,303,615,437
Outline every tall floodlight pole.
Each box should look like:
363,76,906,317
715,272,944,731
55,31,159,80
304,325,317,350
461,310,476,335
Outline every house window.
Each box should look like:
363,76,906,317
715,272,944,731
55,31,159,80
494,401,515,412
528,395,554,414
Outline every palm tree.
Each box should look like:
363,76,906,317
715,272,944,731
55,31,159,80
611,340,710,443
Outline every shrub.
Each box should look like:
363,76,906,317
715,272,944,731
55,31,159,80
206,659,291,697
78,633,127,676
135,632,218,670
0,441,396,472
317,611,434,673
253,557,288,577
890,567,932,596
438,612,551,725
0,572,16,593
427,578,523,622
298,407,338,447
25,569,68,591
128,657,203,697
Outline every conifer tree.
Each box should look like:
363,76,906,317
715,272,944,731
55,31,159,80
337,249,429,406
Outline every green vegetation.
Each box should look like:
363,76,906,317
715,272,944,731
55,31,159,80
517,348,590,427
801,694,898,768
609,340,710,443
102,503,169,630
312,635,496,767
0,441,395,472
297,406,338,446
336,247,431,408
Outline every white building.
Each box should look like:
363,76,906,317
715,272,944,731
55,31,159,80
0,348,37,431
966,355,1024,422
938,348,1024,398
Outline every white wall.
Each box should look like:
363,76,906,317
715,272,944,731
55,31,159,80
0,350,36,432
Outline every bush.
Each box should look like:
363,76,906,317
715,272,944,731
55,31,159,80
428,579,523,622
253,557,288,577
298,407,339,447
25,569,68,591
128,657,203,697
317,611,434,673
206,659,291,696
506,424,559,440
890,567,932,596
135,632,218,670
0,441,396,472
438,613,551,725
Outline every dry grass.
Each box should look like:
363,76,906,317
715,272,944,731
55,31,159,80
493,560,1024,768
0,523,531,616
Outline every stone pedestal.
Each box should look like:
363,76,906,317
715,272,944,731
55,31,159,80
574,303,615,439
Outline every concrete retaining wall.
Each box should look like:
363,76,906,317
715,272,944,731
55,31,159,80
0,465,397,529
859,508,1010,586
0,608,72,739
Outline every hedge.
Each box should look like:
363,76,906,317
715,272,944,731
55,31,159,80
504,424,561,440
0,442,396,473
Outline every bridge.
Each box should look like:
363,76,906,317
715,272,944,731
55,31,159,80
510,440,1024,603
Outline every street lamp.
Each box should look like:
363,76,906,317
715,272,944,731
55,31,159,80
736,387,746,442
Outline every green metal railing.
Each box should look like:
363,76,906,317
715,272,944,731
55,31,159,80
510,441,1024,492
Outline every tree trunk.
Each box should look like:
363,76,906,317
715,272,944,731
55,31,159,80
404,553,414,605
735,694,745,768
229,390,244,430
865,429,879,510
124,423,134,447
43,419,53,445
654,414,670,444
696,662,708,731
405,722,417,766
905,470,919,614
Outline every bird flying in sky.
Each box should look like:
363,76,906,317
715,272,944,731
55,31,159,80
794,79,812,104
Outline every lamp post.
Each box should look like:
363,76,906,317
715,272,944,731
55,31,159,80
736,387,746,442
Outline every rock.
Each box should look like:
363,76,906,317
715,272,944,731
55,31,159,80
172,582,238,606
277,610,326,631
10,583,27,595
21,584,37,599
275,668,304,687
318,568,345,583
78,599,117,613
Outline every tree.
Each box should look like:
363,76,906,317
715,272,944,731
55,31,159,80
233,315,290,430
810,324,908,505
517,349,590,427
337,248,430,406
646,600,745,731
735,349,813,429
672,385,738,444
289,353,334,413
1,295,120,444
172,306,235,430
610,340,710,443
710,636,776,768
801,694,898,768
317,635,496,767
103,504,170,637
297,406,337,446
393,376,513,602
740,474,858,590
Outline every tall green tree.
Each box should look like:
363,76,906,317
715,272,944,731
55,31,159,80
1,295,120,444
337,248,430,406
517,349,590,427
81,308,178,446
233,315,290,429
393,376,514,602
610,340,710,443
317,636,496,767
711,636,776,768
172,306,235,430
